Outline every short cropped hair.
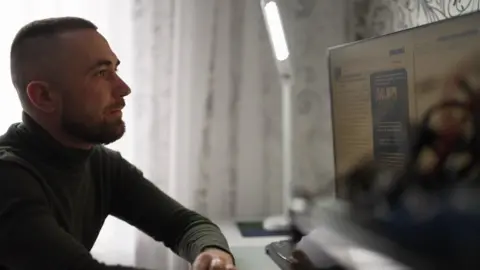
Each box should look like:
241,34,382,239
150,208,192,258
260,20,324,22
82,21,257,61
10,17,97,103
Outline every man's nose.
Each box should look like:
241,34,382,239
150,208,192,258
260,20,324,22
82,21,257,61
114,74,131,97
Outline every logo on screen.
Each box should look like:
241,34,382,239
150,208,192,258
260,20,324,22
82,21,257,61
375,86,398,101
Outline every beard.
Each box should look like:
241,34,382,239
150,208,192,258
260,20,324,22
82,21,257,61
61,113,125,145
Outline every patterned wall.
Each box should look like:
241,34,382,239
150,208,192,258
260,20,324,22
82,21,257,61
351,0,480,39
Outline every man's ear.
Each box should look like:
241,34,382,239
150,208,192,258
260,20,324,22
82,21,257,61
25,81,58,113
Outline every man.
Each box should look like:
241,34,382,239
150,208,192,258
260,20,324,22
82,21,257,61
0,17,236,270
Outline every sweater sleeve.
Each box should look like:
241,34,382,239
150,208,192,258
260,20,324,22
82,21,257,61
0,161,149,270
108,151,233,263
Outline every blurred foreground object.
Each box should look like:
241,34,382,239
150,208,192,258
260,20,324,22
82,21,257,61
286,52,480,269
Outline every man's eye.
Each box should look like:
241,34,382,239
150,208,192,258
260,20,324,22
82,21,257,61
96,70,108,77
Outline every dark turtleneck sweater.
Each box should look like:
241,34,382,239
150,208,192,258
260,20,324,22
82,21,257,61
0,113,231,270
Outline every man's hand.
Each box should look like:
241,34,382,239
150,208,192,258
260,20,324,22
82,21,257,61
191,248,236,270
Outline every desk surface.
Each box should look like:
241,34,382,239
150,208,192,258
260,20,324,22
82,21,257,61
216,220,289,247
216,220,289,270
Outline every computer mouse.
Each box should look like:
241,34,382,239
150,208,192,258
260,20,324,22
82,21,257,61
263,215,290,231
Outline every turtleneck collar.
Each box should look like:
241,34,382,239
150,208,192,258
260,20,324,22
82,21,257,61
16,112,93,168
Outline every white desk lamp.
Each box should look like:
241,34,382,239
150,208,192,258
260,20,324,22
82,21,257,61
260,0,296,231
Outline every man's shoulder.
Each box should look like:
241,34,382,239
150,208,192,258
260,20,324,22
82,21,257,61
0,141,43,180
0,130,30,167
0,123,23,150
0,146,27,165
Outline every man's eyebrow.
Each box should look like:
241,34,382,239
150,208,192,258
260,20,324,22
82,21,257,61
88,59,121,71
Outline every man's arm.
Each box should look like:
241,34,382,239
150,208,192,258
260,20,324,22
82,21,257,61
0,162,149,270
108,151,233,263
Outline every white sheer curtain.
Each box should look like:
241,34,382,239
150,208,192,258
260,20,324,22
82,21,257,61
131,1,285,269
0,0,137,266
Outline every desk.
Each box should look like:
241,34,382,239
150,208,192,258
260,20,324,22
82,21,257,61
216,221,289,270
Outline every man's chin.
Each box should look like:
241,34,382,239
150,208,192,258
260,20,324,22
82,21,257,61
63,119,126,145
101,122,126,145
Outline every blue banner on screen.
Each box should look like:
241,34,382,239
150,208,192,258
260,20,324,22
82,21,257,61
370,68,409,168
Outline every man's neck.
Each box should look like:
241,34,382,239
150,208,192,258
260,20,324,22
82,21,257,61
26,113,93,150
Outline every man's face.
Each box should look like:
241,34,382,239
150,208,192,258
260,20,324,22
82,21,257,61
52,29,131,145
